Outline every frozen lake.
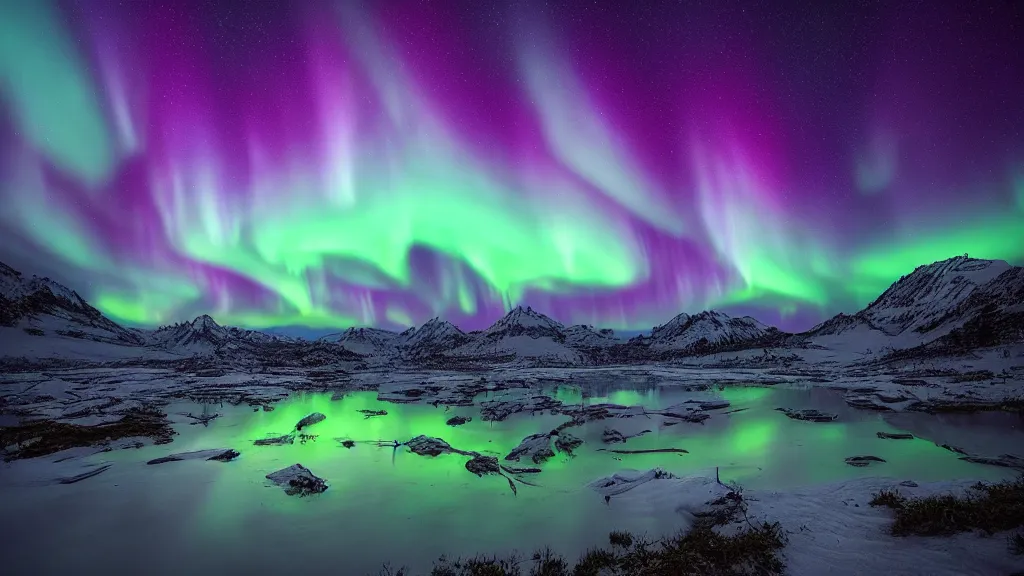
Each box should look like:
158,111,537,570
1,383,1021,575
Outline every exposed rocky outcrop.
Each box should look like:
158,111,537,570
465,454,501,476
554,432,583,455
295,412,326,430
266,464,327,496
877,432,915,440
845,455,886,467
505,433,555,464
147,448,240,465
776,408,838,422
254,433,295,446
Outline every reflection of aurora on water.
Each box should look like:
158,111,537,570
6,386,1021,574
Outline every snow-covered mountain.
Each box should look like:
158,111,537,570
325,327,403,357
564,324,620,348
483,305,566,340
631,310,773,353
4,255,1020,364
806,256,1024,352
144,314,290,353
0,261,143,346
450,306,583,363
861,257,1010,335
400,317,470,357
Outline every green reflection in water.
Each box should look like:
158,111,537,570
97,387,1019,573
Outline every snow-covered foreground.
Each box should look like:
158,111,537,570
1,373,1023,575
597,470,1024,576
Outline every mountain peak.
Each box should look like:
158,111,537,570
491,305,562,330
0,261,22,280
190,314,220,330
860,256,1011,336
641,309,770,352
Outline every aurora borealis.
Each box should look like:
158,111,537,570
1,1,1022,331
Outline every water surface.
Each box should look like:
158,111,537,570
1,384,1020,575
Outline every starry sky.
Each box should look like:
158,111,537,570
1,0,1022,332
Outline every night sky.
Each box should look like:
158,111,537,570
1,0,1022,332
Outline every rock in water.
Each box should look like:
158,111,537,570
446,415,472,426
266,464,328,496
254,433,295,446
776,408,838,422
465,454,500,476
207,449,240,461
845,455,886,467
147,448,240,464
958,454,1024,470
600,428,651,444
690,400,731,411
876,432,915,440
295,412,326,431
405,435,455,456
554,432,583,454
602,429,626,444
505,433,555,464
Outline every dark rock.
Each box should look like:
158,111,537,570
602,429,626,444
501,465,542,474
266,464,327,496
601,428,651,444
405,435,474,456
877,432,915,440
598,447,689,455
207,449,241,461
688,400,731,410
900,480,919,487
295,412,326,430
254,433,295,446
845,395,895,411
845,455,886,467
147,448,240,464
480,395,562,422
340,440,355,448
937,443,968,455
357,409,387,418
505,433,555,464
465,454,500,476
776,408,838,422
446,415,472,426
959,454,1024,470
554,432,583,454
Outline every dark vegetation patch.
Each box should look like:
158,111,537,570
869,477,1024,537
0,407,175,460
1010,532,1024,555
377,488,787,575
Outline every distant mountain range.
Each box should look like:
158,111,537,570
2,256,1021,364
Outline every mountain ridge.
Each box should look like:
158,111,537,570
2,255,1021,363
